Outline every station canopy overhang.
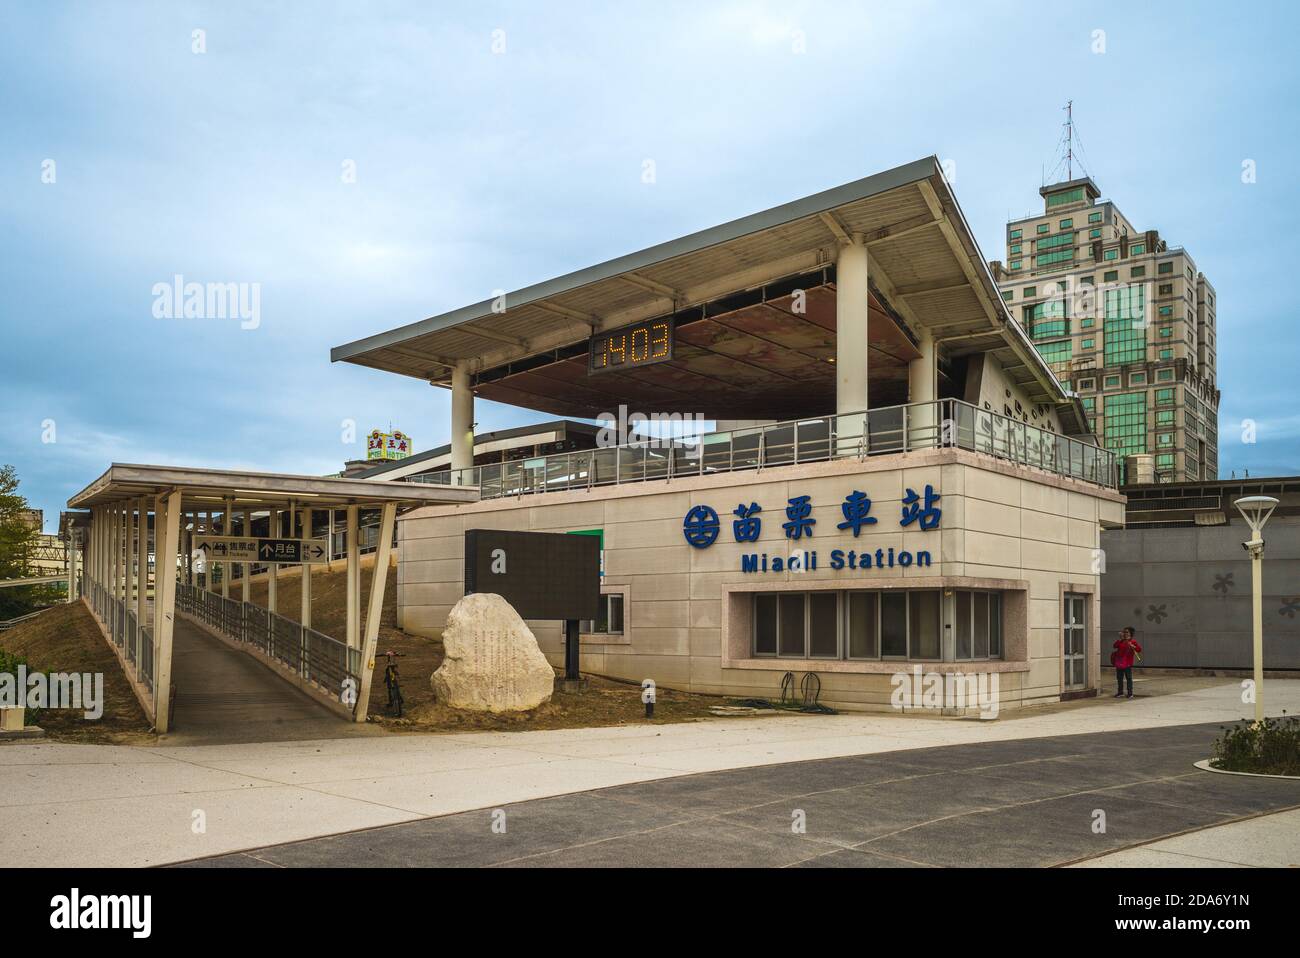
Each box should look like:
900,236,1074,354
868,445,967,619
331,156,1081,428
66,463,480,513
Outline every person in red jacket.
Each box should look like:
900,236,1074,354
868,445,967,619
1112,626,1142,699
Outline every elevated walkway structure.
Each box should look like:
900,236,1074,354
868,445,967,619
68,463,477,733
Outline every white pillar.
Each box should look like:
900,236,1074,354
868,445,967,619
836,237,870,453
300,507,313,630
221,498,233,599
67,529,78,601
242,509,252,604
204,511,214,592
450,364,474,480
908,326,937,447
268,507,279,615
152,490,182,734
354,501,397,722
137,497,148,630
345,505,360,649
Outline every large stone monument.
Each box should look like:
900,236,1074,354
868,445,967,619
430,593,555,712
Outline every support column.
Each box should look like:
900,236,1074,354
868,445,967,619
354,501,396,722
137,497,148,630
204,511,214,592
300,507,313,630
450,364,474,482
221,498,232,599
268,507,279,615
67,529,78,602
836,236,870,454
152,489,182,734
345,505,360,649
126,502,137,613
242,509,252,604
907,326,937,447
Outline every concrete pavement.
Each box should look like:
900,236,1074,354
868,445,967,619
1074,808,1300,868
176,722,1300,868
2,678,1297,867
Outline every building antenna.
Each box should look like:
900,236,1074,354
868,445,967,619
1065,100,1073,179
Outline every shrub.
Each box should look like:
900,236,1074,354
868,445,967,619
0,646,42,726
1211,714,1300,776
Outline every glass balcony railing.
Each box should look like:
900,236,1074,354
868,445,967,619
406,398,1118,499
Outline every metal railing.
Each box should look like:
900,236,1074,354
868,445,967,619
407,398,1117,498
176,583,361,706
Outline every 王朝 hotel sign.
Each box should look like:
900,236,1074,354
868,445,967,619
681,484,940,574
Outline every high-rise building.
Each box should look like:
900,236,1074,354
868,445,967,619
991,177,1220,484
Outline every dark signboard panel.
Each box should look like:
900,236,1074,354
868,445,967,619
588,316,674,375
464,529,601,621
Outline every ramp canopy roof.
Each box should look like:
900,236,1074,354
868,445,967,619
67,463,480,511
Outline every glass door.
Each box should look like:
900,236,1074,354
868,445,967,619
1063,593,1088,690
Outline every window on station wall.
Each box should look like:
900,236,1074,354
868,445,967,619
1088,211,1103,223
954,591,1002,660
1131,243,1146,255
1158,262,1174,275
1037,223,1050,234
1009,229,1023,240
1059,218,1073,229
581,593,625,635
1089,228,1102,239
754,590,995,662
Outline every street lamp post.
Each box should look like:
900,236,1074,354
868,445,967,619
1233,495,1279,725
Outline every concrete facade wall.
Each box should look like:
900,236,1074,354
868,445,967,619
1100,517,1300,669
397,447,1124,712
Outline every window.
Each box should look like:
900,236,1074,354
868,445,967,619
1156,387,1174,404
1081,338,1094,349
1079,275,1094,285
1130,372,1147,385
1009,229,1022,240
582,593,625,635
1104,248,1119,261
1104,375,1121,388
1078,378,1096,390
1037,223,1050,234
1001,290,1013,302
759,590,996,662
1130,266,1145,278
1047,187,1085,207
1023,286,1036,297
1105,392,1148,466
1009,244,1022,254
1023,297,1068,339
1156,409,1174,425
1158,262,1174,275
1130,243,1146,255
1157,369,1174,382
1159,326,1173,338
1088,211,1103,223
1035,230,1076,269
1081,318,1095,329
1010,260,1022,270
1159,348,1173,360
1158,433,1174,447
1158,305,1173,316
1059,218,1073,229
1081,396,1096,413
1036,340,1071,365
1104,284,1147,366
1089,228,1102,239
954,591,1002,660
1104,270,1119,282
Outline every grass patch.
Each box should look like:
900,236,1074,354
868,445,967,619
1211,715,1300,776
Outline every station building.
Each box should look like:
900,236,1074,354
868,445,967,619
333,157,1126,712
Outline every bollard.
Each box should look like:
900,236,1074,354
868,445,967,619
641,678,656,719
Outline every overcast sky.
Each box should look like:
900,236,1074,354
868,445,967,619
2,1,1297,530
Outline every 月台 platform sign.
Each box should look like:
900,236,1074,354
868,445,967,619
194,536,329,564
464,529,600,620
588,317,673,375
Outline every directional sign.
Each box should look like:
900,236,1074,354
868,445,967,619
194,536,329,564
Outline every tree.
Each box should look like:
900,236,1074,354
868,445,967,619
0,464,48,619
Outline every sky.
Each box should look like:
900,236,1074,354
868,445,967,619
2,0,1297,531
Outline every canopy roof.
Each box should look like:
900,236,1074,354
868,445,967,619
67,463,479,511
332,156,1073,421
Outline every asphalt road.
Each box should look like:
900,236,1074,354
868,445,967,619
176,721,1300,867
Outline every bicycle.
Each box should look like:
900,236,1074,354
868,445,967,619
381,649,405,717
